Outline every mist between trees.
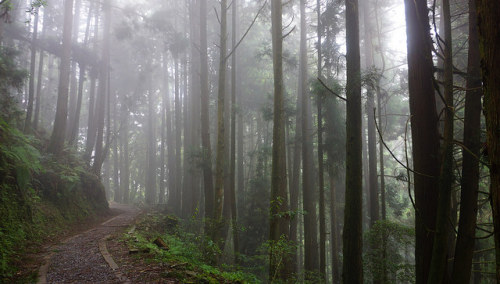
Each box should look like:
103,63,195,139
1,0,500,282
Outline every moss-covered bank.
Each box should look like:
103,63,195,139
0,119,108,281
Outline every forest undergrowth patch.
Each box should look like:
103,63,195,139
115,208,260,283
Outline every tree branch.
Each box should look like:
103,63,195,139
317,77,347,102
225,0,267,61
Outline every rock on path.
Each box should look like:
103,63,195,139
38,203,140,284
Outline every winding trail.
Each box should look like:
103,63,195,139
37,203,140,284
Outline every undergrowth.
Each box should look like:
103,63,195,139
0,117,108,281
124,212,260,283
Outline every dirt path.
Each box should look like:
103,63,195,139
37,203,140,284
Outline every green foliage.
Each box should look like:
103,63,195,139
125,213,259,283
0,119,41,191
364,220,415,283
0,113,107,281
321,78,346,176
264,234,296,283
0,47,27,124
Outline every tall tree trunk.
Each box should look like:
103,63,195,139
174,55,182,213
213,0,228,249
376,85,386,220
112,92,120,203
300,0,319,274
343,0,363,281
47,0,74,155
69,1,93,146
363,0,379,228
24,7,38,133
146,86,157,205
428,0,454,281
200,0,215,224
92,0,111,175
33,2,51,132
450,0,482,281
404,0,441,282
159,56,167,204
230,0,239,261
316,0,326,280
475,0,500,279
182,48,192,217
84,9,100,163
165,54,176,209
329,172,340,284
66,0,81,140
269,0,290,281
289,71,302,274
120,98,129,204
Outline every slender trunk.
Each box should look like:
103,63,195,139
329,172,340,284
175,56,182,213
112,92,120,203
165,55,176,209
120,99,129,204
66,0,81,140
48,0,74,155
200,0,215,224
92,0,111,175
376,85,386,220
159,56,167,204
450,0,482,281
230,0,239,261
428,0,454,281
69,2,93,146
343,0,363,281
290,73,302,273
24,8,38,133
84,9,100,162
34,2,51,132
182,49,192,217
213,0,227,249
316,0,326,280
300,0,319,274
363,0,379,228
146,86,157,205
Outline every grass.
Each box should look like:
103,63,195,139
123,212,260,283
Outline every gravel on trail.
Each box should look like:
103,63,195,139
38,203,140,284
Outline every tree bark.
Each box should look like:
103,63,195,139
213,0,228,250
316,0,326,280
343,0,363,281
428,0,454,281
92,0,111,175
475,0,500,279
230,0,239,262
48,0,74,155
269,0,290,281
24,7,38,133
403,0,441,282
300,0,319,275
450,0,482,281
199,0,215,224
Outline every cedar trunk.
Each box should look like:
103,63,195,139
403,0,441,283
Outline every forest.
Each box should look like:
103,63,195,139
0,0,499,283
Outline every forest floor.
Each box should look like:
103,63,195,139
30,203,251,283
32,202,170,283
